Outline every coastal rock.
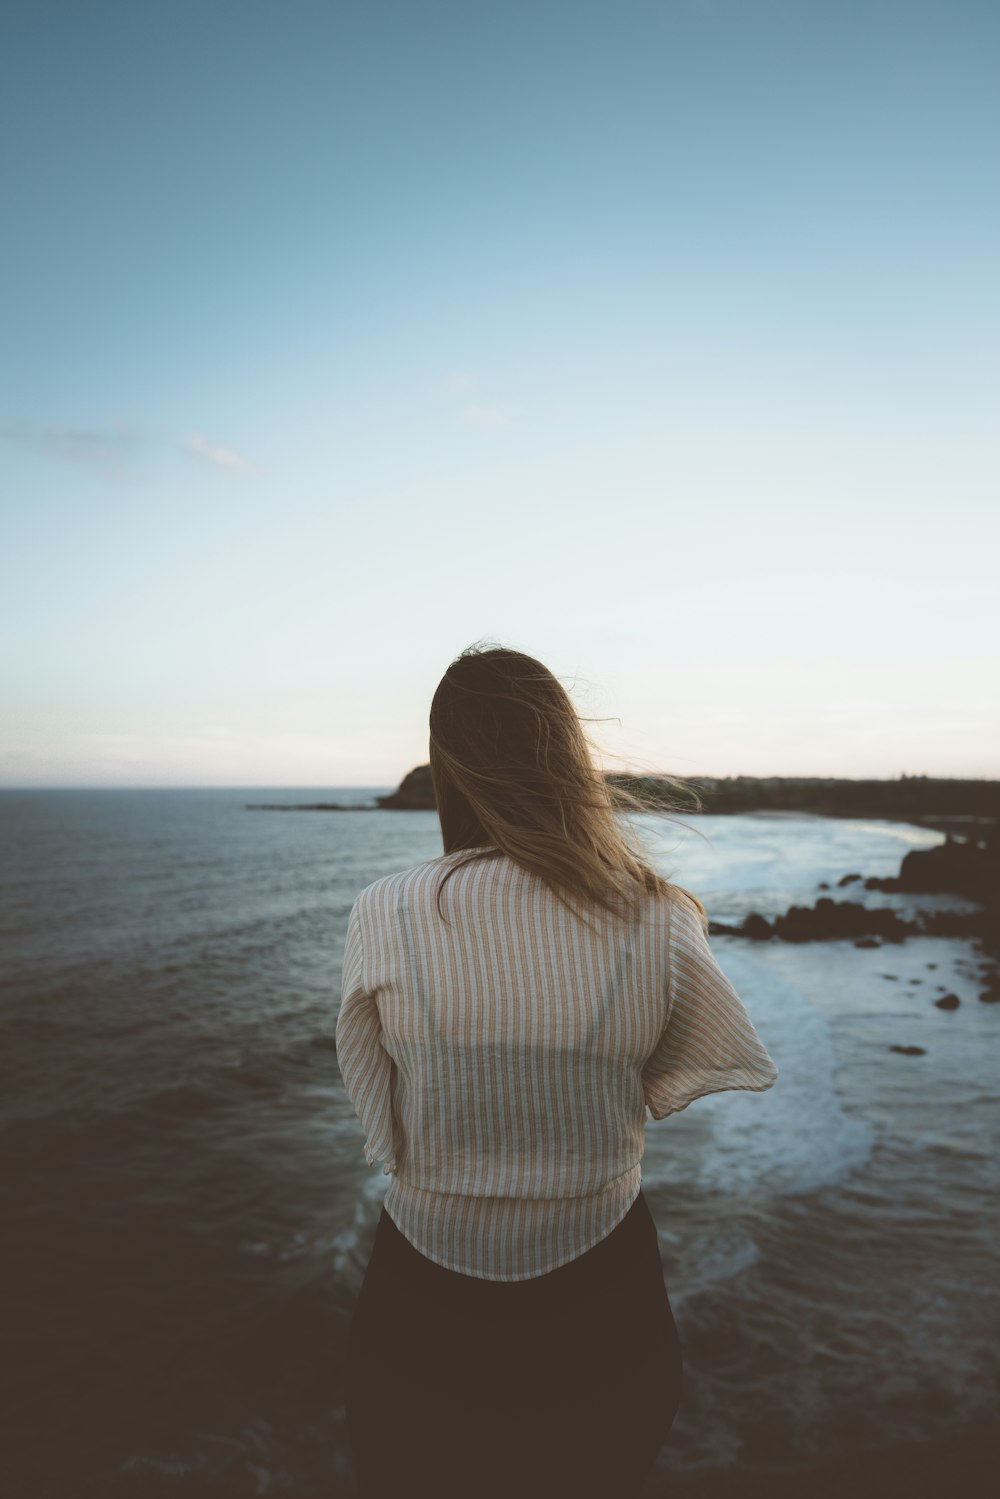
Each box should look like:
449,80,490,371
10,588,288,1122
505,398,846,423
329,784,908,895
889,1044,926,1056
864,837,1000,902
934,993,961,1010
245,801,355,811
854,936,881,948
375,764,436,810
898,838,1000,899
837,873,862,886
772,900,912,943
741,912,773,940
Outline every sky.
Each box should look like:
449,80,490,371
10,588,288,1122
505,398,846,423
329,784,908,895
1,0,997,787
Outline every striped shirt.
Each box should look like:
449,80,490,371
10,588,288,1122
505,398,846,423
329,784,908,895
335,846,778,1281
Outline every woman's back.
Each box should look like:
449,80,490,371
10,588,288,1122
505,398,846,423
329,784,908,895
335,844,778,1282
341,644,780,1494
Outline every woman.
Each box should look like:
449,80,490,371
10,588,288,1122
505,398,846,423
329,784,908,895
336,645,779,1498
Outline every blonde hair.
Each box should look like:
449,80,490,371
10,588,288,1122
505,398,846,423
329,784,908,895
428,642,709,934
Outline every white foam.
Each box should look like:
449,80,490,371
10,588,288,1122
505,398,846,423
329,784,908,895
644,947,874,1200
665,1223,761,1309
636,811,943,909
329,1173,389,1283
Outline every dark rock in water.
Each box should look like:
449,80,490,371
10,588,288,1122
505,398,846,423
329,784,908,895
854,936,881,948
899,838,1000,899
865,837,1000,902
908,978,923,985
375,764,436,810
980,987,1000,1003
773,900,912,943
889,1044,926,1055
927,963,938,969
818,881,830,890
838,873,862,885
881,973,899,981
246,801,359,811
934,992,961,1010
741,912,773,940
920,907,997,939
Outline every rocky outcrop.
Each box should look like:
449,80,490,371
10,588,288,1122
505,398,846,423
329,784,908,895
246,801,364,811
710,890,998,949
710,828,1000,1015
710,900,915,943
862,837,1000,903
375,764,436,809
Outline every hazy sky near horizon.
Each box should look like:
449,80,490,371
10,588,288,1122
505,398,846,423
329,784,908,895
2,0,997,787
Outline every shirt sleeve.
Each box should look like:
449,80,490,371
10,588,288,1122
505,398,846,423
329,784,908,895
641,890,779,1121
334,896,399,1176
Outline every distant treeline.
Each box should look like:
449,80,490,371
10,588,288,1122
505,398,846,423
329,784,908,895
376,764,1000,829
607,773,1000,822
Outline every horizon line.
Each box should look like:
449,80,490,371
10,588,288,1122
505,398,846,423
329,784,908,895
1,772,998,792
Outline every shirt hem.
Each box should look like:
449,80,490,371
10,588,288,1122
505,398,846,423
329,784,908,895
382,1162,643,1281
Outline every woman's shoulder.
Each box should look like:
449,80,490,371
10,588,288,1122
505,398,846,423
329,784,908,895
351,861,431,912
353,847,503,907
652,882,709,931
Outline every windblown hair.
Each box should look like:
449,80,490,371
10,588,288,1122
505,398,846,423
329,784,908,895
428,642,709,934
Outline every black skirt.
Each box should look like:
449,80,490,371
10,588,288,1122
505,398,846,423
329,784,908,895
344,1188,683,1498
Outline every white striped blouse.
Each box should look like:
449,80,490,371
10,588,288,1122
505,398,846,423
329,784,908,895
335,845,779,1281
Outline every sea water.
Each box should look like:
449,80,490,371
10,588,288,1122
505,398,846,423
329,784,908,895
0,789,996,1493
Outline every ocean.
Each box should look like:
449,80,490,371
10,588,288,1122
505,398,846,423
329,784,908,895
1,788,997,1496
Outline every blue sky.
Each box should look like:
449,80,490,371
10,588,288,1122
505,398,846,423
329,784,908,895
2,0,997,786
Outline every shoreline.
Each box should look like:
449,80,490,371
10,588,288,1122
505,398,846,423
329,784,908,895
246,765,1000,845
245,774,1000,987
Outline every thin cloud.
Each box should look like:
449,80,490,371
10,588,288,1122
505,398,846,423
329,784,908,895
460,403,508,428
185,432,256,475
1,420,148,482
443,371,475,396
433,369,514,429
3,419,257,482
